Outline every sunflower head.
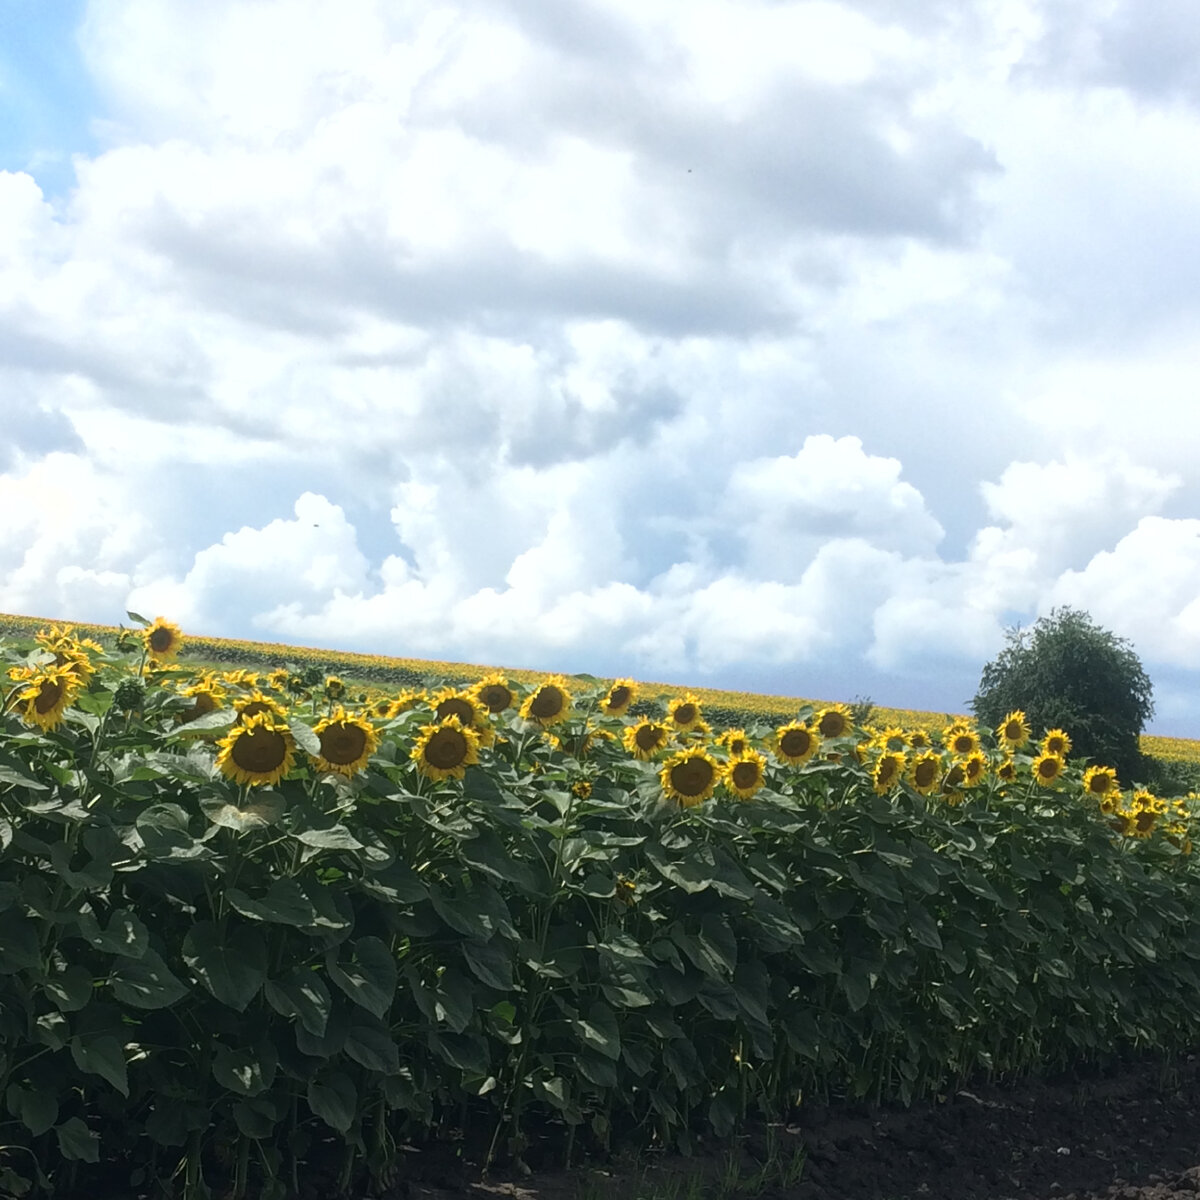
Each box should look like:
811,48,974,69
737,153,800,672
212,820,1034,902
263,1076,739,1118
267,668,291,692
815,704,853,740
724,751,767,801
773,722,820,766
313,707,380,777
623,719,670,761
872,751,905,795
962,751,988,788
179,681,225,724
234,690,287,725
667,693,704,732
1032,751,1065,787
143,617,184,661
215,712,296,787
908,751,942,796
386,689,427,718
944,724,981,758
411,715,481,782
600,678,638,718
571,780,593,799
324,676,346,701
907,729,932,751
1041,729,1072,758
13,665,80,732
873,727,908,754
996,759,1017,784
1082,765,1119,798
473,674,516,714
660,749,719,807
520,676,572,727
717,728,750,757
433,688,486,729
997,710,1031,750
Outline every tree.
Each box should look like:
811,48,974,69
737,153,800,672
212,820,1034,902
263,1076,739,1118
971,607,1153,781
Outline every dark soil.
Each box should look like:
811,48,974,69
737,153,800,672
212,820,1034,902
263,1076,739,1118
378,1053,1200,1200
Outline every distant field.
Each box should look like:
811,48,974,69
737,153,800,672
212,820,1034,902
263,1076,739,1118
2,609,1196,760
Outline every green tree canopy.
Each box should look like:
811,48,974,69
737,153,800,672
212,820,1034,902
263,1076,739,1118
972,607,1153,781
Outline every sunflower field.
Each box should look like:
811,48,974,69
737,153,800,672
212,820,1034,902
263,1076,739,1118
3,619,1200,1199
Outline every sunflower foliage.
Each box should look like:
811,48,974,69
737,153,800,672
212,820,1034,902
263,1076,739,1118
0,624,1199,1199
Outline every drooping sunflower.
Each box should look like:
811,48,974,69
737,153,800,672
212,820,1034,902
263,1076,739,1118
11,665,80,732
667,694,704,732
599,678,638,718
872,751,905,795
369,696,394,719
1031,751,1065,787
908,751,941,796
997,710,1031,751
386,689,427,718
724,751,767,800
178,680,225,723
143,617,184,661
1041,729,1072,758
717,728,750,758
473,674,516,714
660,749,720,807
312,707,380,777
234,690,288,725
1131,807,1158,838
623,719,670,761
411,715,481,782
815,704,853,739
267,668,291,692
520,676,572,727
962,751,988,788
1109,810,1134,837
215,712,296,787
324,676,346,701
996,759,1018,784
221,668,260,689
773,722,820,767
944,724,981,758
1082,765,1119,799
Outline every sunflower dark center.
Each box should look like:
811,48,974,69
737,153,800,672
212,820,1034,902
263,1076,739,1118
232,727,287,774
952,735,974,754
606,685,631,710
479,685,513,713
35,679,64,713
878,758,899,785
780,728,812,758
238,700,273,723
1004,721,1022,739
1038,758,1059,778
149,627,174,652
819,713,847,738
1047,738,1066,754
635,724,665,751
186,692,219,720
673,703,697,725
945,765,965,789
731,761,760,789
321,723,367,764
729,738,746,755
437,698,475,725
425,727,468,770
914,760,937,787
671,757,714,796
529,687,565,719
1135,810,1155,831
1089,775,1112,794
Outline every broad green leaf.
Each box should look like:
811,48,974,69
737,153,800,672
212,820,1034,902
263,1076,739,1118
77,908,149,959
427,1032,490,1076
212,1042,276,1097
227,878,318,926
344,1014,401,1075
6,1085,57,1136
308,1072,357,1133
110,950,189,1009
432,968,475,1033
295,825,363,851
907,906,942,951
70,1034,128,1096
327,936,396,1019
56,1117,99,1163
571,1002,620,1062
0,764,47,791
48,843,113,891
200,792,285,832
183,922,267,1011
459,831,539,892
145,1099,208,1147
288,719,321,756
265,969,332,1036
164,709,234,738
44,965,92,1012
0,911,41,974
126,611,150,626
461,939,514,992
233,1098,280,1139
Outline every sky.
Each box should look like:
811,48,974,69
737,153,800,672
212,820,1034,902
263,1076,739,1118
3,0,1200,732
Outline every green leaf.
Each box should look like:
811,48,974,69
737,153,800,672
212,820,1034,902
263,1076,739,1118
213,1042,276,1097
295,825,363,851
183,922,267,1011
308,1072,357,1133
77,908,148,959
288,719,321,756
164,709,234,738
200,792,285,832
48,843,113,890
126,611,150,626
645,844,712,893
0,764,47,791
571,1002,620,1062
110,948,189,1009
0,911,41,974
427,1032,490,1076
461,939,514,992
265,969,332,1036
6,1084,57,1137
432,968,475,1033
459,830,539,892
145,1099,208,1147
907,906,942,951
227,878,318,926
344,1014,401,1075
56,1117,99,1163
45,965,92,1012
70,1034,128,1096
327,936,397,1019
233,1099,279,1140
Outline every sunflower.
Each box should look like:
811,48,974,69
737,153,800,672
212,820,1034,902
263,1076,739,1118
313,707,380,777
997,710,1031,751
12,665,79,732
724,751,767,800
907,729,932,751
660,749,719,807
623,719,670,760
411,716,481,782
872,727,908,754
1041,729,1072,758
667,694,704,732
872,752,905,795
178,680,225,723
1109,811,1134,837
1131,808,1158,838
324,676,346,701
234,690,288,725
773,722,820,766
944,724,981,758
942,762,967,794
599,678,638,718
520,676,572,727
715,728,749,757
433,688,486,728
908,752,941,796
143,617,184,661
386,689,427,718
961,751,988,788
1082,765,1119,799
369,696,394,719
996,759,1017,784
267,668,291,692
815,704,853,739
1032,752,1065,787
571,780,593,799
473,674,516,714
215,712,296,787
